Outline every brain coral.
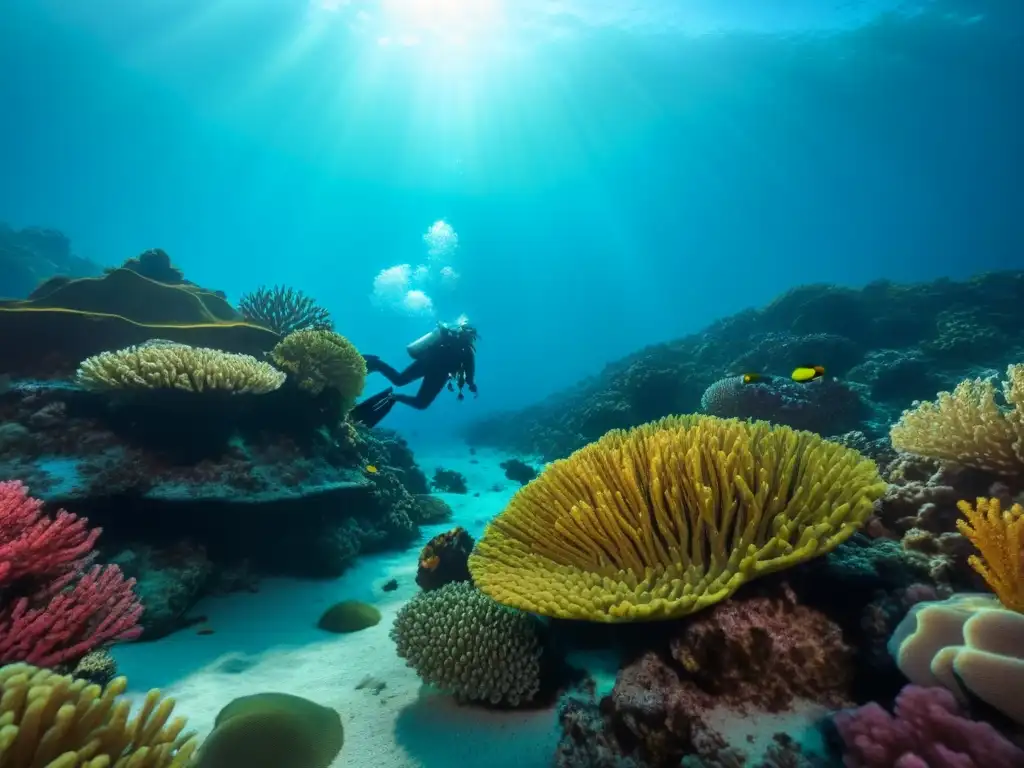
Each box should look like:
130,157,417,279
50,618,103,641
468,414,886,622
390,582,543,706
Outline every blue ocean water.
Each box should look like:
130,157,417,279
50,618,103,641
3,0,1021,444
2,2,1024,767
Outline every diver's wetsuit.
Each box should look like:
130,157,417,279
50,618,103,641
351,329,476,428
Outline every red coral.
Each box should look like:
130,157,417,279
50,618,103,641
0,480,99,587
0,480,143,667
833,684,1024,768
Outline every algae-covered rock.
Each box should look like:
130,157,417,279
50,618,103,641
196,692,343,768
317,600,381,633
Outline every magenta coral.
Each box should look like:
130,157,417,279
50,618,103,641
0,480,143,666
833,684,1024,768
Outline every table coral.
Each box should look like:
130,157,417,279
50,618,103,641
469,415,884,622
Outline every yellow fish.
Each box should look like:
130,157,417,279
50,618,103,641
365,465,378,474
791,365,825,383
741,373,762,384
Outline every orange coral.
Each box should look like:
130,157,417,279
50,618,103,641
956,498,1024,612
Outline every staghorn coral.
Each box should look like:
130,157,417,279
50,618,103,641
468,415,886,622
390,582,543,707
76,341,285,394
0,662,198,768
269,329,365,410
956,497,1024,612
238,285,333,336
890,364,1024,476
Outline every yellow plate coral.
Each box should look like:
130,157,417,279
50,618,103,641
468,415,886,622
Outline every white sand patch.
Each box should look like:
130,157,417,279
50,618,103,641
112,446,559,767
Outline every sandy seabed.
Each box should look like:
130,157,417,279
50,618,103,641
113,445,562,768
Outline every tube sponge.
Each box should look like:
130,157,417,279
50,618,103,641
468,414,885,622
76,341,286,394
389,582,543,707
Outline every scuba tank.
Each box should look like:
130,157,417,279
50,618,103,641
407,322,452,360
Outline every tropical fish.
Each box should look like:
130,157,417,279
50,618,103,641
741,373,762,384
791,365,825,383
365,464,378,474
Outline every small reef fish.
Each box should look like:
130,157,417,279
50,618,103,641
791,365,826,383
741,373,763,384
365,465,378,474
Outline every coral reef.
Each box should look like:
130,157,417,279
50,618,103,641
0,481,142,666
553,581,853,766
0,662,199,766
416,526,474,591
700,373,865,435
432,467,468,493
832,684,1024,767
238,284,333,335
390,582,544,707
470,415,885,621
0,254,436,640
0,223,101,299
269,328,366,412
889,593,1024,727
499,457,538,485
463,272,1024,461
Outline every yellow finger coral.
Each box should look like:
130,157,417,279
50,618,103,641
890,364,1024,475
0,662,198,768
956,497,1024,612
468,415,885,622
269,329,366,413
76,341,286,394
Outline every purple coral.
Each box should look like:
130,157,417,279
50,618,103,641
833,684,1024,768
700,374,865,435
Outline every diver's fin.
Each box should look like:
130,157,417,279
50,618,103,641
350,387,396,428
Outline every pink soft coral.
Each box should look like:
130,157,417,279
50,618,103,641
0,480,142,666
833,684,1024,768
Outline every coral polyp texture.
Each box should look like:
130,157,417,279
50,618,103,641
269,329,366,409
468,414,886,622
956,497,1024,612
76,341,286,394
238,284,333,336
390,582,543,707
0,663,199,768
890,363,1024,476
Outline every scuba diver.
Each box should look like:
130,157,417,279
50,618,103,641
351,319,478,428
